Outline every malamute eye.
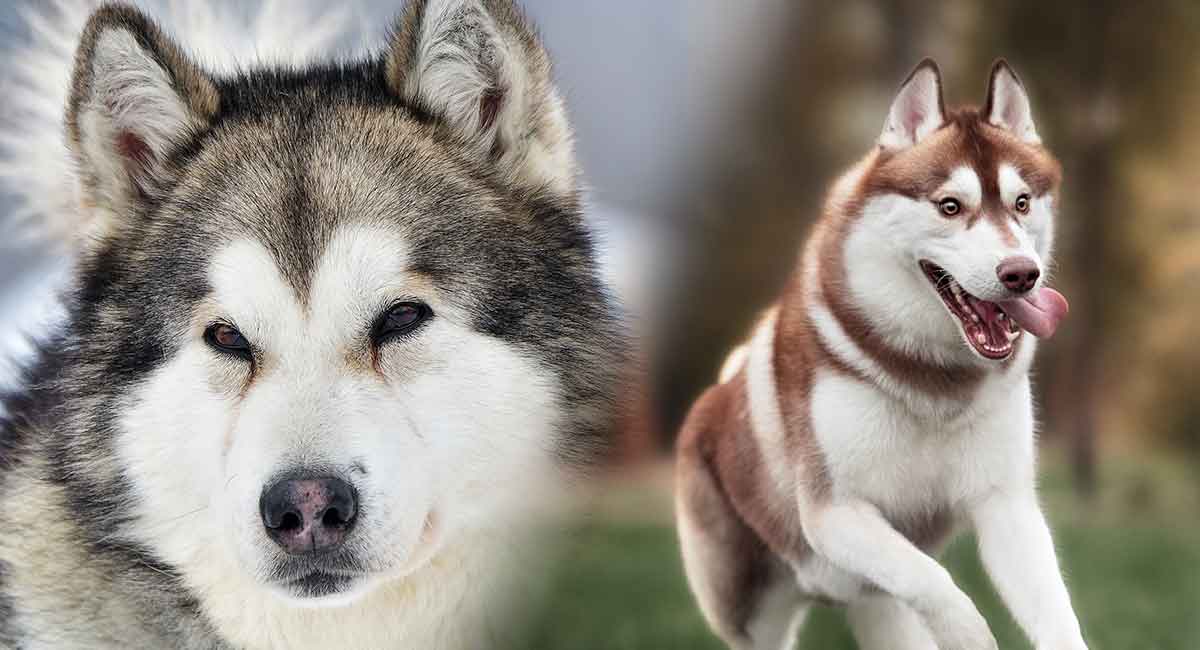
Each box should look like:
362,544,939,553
1015,193,1031,214
372,302,432,345
937,198,961,217
204,323,252,360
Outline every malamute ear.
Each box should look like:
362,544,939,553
66,6,218,217
879,58,946,150
985,59,1040,144
386,0,576,195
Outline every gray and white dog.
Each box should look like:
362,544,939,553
0,1,623,648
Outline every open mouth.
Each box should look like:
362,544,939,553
920,261,1021,360
919,260,1069,361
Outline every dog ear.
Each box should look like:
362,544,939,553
386,0,576,195
66,6,219,221
879,58,946,150
984,59,1040,144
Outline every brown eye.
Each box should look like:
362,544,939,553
372,302,432,345
1015,194,1031,214
938,198,961,217
204,323,252,360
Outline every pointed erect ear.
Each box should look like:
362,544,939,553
879,59,946,150
67,6,218,215
386,0,576,195
985,59,1040,144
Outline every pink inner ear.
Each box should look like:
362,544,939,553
989,70,1029,132
1001,93,1025,130
903,104,928,136
115,130,154,171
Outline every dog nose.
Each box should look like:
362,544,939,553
996,256,1041,293
260,476,358,555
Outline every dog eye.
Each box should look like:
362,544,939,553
204,323,252,360
372,302,432,345
1015,193,1031,214
937,198,961,217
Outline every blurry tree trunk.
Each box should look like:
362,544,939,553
879,1,919,81
651,0,926,444
1054,139,1107,497
1052,3,1120,498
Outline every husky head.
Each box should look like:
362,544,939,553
836,59,1066,364
51,1,621,607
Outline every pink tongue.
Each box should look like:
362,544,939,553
998,288,1069,339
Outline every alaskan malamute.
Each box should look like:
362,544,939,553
0,1,623,647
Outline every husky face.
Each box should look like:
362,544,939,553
843,61,1064,364
50,2,621,610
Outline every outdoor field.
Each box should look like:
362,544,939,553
527,454,1200,650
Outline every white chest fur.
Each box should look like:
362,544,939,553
808,367,1037,521
790,368,1038,603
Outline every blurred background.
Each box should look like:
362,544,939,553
2,1,1198,648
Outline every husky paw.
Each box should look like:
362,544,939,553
922,593,997,650
1037,637,1088,650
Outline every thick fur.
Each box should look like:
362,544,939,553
0,0,359,244
676,60,1088,650
0,2,623,648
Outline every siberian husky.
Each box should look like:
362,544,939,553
675,59,1086,650
0,1,623,648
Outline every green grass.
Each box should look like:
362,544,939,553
524,457,1200,649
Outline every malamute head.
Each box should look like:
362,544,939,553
833,59,1067,365
42,0,621,607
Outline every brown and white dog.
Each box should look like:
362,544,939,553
675,60,1085,650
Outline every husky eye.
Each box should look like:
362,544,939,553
204,323,252,360
372,302,432,345
1015,193,1031,214
937,198,961,217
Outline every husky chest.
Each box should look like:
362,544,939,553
676,59,1087,650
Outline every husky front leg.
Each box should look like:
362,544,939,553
800,499,997,650
971,492,1088,650
847,594,937,650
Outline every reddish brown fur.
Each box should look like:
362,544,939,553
675,105,1062,638
678,371,812,567
676,375,787,638
818,109,1062,396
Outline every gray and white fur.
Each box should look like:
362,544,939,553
0,1,624,648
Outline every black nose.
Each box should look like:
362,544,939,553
260,476,358,555
996,256,1041,293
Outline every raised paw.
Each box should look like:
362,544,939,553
1037,637,1089,650
921,593,997,650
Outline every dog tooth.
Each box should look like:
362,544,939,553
974,331,986,345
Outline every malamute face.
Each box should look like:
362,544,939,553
121,146,566,604
846,60,1066,363
56,2,621,607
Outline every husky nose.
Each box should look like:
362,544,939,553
997,256,1041,293
260,476,358,555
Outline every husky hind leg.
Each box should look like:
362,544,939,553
676,446,807,650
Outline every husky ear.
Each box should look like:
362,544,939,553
67,6,218,215
880,59,946,150
985,59,1040,144
386,0,576,195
